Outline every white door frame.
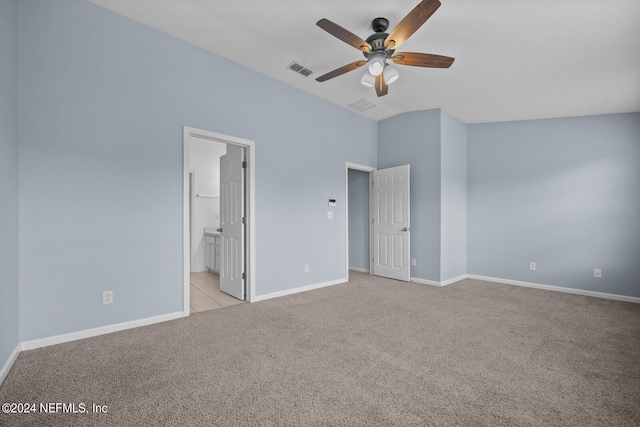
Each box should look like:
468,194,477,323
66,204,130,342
345,162,376,282
183,126,256,315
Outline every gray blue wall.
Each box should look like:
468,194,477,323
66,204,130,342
379,110,442,282
0,0,20,370
17,0,377,341
348,169,370,271
468,113,640,297
378,109,469,283
440,111,468,281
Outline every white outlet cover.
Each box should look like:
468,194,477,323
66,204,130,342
594,269,602,278
102,291,113,304
529,262,536,271
327,211,333,219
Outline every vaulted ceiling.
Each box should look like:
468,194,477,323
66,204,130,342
89,0,640,123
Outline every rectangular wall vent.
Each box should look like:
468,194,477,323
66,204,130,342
287,61,313,77
349,98,377,112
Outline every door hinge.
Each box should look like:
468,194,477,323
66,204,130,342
242,217,246,224
242,161,247,168
242,272,246,280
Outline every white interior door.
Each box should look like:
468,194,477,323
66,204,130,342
220,144,245,300
372,164,411,281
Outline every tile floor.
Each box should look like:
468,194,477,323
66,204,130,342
190,270,245,313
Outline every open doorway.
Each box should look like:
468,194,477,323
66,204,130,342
345,163,375,281
187,138,237,313
183,127,255,315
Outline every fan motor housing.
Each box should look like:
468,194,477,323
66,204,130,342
364,32,394,59
363,18,394,59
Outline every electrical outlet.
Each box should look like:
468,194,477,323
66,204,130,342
102,291,113,305
327,211,334,219
304,265,309,274
594,268,602,278
411,258,416,266
529,262,536,271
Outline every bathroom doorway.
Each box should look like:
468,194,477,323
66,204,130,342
183,127,255,314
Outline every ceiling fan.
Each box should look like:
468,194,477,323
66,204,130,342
315,0,454,97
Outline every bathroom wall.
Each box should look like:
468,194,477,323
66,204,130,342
189,137,226,272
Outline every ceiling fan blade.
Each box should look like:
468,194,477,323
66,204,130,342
391,52,454,68
384,0,441,50
375,73,388,97
316,60,367,82
317,19,372,53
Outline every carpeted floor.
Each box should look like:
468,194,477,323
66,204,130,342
1,272,639,426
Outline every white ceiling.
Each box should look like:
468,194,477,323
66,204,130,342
89,0,640,123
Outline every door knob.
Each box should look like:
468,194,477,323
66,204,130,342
402,227,410,232
217,228,222,233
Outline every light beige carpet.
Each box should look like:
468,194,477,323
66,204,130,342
1,272,639,426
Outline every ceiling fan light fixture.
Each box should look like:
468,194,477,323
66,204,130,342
315,0,455,97
384,64,399,84
360,70,375,87
367,53,386,76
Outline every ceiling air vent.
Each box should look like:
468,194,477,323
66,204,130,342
349,99,376,112
287,61,313,77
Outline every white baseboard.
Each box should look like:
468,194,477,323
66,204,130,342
467,274,640,304
21,311,186,351
411,277,443,287
349,267,370,273
441,274,469,286
412,275,468,287
253,278,347,302
0,343,21,386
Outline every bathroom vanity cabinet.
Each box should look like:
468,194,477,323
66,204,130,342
204,232,220,274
